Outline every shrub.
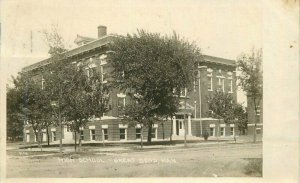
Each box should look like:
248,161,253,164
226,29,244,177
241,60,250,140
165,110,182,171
203,131,209,141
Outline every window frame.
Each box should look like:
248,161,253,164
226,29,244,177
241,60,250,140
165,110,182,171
102,128,108,141
151,128,157,139
119,128,127,141
220,127,225,136
209,127,215,136
90,129,96,141
229,78,233,93
135,128,141,140
207,73,213,91
52,131,56,141
180,88,187,97
80,130,84,141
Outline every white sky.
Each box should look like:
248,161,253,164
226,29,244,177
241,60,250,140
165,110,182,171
1,0,263,105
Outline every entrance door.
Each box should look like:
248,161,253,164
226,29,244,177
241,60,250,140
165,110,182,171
26,134,30,142
176,119,185,136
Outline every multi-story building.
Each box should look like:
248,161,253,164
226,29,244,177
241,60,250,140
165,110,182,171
23,26,238,144
247,96,263,135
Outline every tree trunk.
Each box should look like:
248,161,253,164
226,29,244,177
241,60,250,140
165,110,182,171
184,91,188,148
170,116,173,142
100,118,105,147
140,126,143,149
74,131,77,152
183,115,187,147
147,124,152,143
218,119,220,143
39,131,43,151
79,137,82,152
253,97,259,143
162,122,165,140
46,127,50,146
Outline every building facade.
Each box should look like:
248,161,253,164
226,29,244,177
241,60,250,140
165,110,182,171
247,96,263,136
23,26,238,144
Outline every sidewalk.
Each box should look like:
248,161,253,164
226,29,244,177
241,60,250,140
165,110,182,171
13,135,262,154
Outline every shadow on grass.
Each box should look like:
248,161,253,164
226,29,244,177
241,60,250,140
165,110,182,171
243,158,263,177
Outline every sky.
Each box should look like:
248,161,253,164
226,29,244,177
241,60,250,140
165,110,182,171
1,0,263,105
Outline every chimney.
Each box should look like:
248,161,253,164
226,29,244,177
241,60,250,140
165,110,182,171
97,25,107,38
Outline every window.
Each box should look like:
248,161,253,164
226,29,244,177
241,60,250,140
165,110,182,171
100,66,107,83
229,79,233,93
151,128,157,139
117,97,126,116
80,130,84,140
52,132,56,141
209,127,215,136
220,127,225,136
230,127,235,136
99,54,107,65
118,97,126,108
103,129,108,140
218,77,225,92
208,110,214,116
136,128,141,139
256,105,261,116
120,129,127,140
193,79,196,92
207,73,213,91
256,128,261,134
41,76,45,90
180,88,187,97
90,130,95,140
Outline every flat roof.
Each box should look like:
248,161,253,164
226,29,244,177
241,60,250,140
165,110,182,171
202,55,236,66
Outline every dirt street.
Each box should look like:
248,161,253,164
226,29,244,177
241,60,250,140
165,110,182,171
7,143,262,177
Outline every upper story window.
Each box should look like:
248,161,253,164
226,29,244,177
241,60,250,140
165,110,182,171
228,78,233,93
207,68,213,91
117,93,126,116
100,66,107,83
99,54,107,65
217,77,225,92
41,75,45,90
180,88,187,97
207,73,213,91
228,72,233,93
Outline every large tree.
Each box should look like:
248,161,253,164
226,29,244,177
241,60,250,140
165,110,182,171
6,85,24,141
12,74,52,151
110,30,201,143
237,48,262,143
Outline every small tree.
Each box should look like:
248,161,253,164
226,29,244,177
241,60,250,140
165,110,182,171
13,74,51,151
237,48,262,143
233,103,248,135
124,94,158,148
208,90,235,140
41,25,68,152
